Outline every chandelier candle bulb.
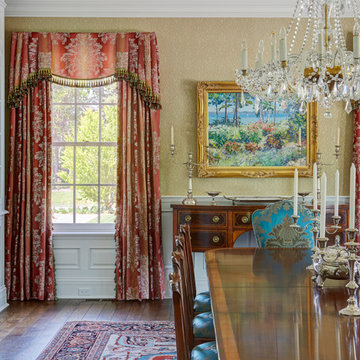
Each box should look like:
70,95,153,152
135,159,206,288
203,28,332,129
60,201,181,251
334,169,339,217
294,168,298,216
313,163,318,210
279,27,287,62
271,33,276,63
349,163,356,229
353,23,360,59
336,127,340,147
258,40,264,67
320,172,327,238
241,40,248,71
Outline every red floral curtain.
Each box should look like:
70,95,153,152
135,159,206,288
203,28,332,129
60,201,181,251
7,32,163,301
115,33,164,300
6,33,54,300
353,108,360,230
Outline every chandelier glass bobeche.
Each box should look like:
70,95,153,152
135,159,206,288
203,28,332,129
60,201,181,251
235,0,360,117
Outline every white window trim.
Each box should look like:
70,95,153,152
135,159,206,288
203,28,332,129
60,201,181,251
53,222,115,234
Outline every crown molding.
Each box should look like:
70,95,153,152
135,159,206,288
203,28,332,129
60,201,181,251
1,0,316,18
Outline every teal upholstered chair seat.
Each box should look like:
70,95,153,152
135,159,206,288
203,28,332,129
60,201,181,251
193,311,215,339
194,291,211,313
252,199,314,248
191,341,218,360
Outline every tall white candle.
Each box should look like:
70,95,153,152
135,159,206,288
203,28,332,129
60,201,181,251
320,172,327,238
336,127,340,147
354,23,360,59
170,125,174,146
271,32,276,63
241,39,248,71
313,163,318,210
334,169,339,217
257,40,264,67
349,163,356,229
279,27,287,62
298,128,302,146
294,168,298,216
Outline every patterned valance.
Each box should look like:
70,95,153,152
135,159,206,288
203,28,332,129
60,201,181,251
8,32,161,109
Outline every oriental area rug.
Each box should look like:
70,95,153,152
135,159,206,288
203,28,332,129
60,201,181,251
36,321,177,360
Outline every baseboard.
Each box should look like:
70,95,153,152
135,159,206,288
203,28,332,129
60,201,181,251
0,284,8,312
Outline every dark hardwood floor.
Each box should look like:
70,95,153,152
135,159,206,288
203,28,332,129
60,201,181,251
0,299,174,360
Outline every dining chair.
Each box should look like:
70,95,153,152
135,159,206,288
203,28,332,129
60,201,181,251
251,199,314,248
169,267,218,360
178,224,212,313
171,250,216,346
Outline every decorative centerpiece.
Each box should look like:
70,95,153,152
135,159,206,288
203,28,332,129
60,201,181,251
312,236,349,287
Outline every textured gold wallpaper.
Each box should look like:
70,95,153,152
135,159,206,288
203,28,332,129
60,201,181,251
4,17,354,197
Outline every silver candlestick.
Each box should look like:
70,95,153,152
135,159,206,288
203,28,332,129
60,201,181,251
170,144,205,205
339,228,360,316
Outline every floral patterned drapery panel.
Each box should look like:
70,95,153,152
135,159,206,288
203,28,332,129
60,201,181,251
6,32,54,300
115,33,164,300
353,108,360,230
7,31,163,301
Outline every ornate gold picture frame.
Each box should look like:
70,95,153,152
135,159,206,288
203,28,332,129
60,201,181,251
197,81,318,178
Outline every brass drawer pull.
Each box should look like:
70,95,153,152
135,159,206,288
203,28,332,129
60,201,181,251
212,235,220,243
241,216,249,224
212,215,220,223
185,215,192,222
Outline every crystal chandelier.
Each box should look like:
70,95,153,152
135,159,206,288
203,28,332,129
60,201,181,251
235,0,360,117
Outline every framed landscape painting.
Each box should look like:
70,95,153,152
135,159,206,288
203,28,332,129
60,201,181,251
197,81,318,178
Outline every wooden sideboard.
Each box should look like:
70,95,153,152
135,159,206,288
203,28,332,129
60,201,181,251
171,203,349,252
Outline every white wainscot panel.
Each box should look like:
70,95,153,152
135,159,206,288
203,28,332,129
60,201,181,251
53,248,80,270
89,248,115,270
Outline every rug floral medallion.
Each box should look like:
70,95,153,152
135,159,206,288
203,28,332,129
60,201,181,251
37,321,177,360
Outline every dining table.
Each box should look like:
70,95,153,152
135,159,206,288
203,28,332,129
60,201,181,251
205,247,360,360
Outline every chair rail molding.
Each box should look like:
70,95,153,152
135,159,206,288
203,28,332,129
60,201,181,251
5,0,353,18
0,0,8,312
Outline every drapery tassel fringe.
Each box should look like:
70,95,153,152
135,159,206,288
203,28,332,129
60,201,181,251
8,69,161,110
51,74,117,89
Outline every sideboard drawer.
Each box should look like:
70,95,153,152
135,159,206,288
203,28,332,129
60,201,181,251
233,212,253,227
191,230,227,251
179,211,227,227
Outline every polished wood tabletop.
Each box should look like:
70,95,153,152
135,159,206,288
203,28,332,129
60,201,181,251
205,248,360,360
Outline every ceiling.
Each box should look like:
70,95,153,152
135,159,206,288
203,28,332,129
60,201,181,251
2,0,315,18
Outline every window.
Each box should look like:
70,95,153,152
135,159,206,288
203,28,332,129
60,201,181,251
51,83,117,225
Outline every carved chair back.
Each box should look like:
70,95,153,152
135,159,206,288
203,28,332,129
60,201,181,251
170,251,194,360
179,223,197,299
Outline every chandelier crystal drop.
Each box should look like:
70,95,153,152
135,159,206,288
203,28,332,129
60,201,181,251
235,0,360,117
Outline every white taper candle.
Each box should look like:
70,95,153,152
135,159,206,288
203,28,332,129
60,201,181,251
349,163,356,229
298,128,301,146
353,23,360,59
171,125,174,146
313,163,318,210
334,169,339,217
279,27,287,62
320,172,327,238
294,168,298,216
241,39,248,71
336,127,340,147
